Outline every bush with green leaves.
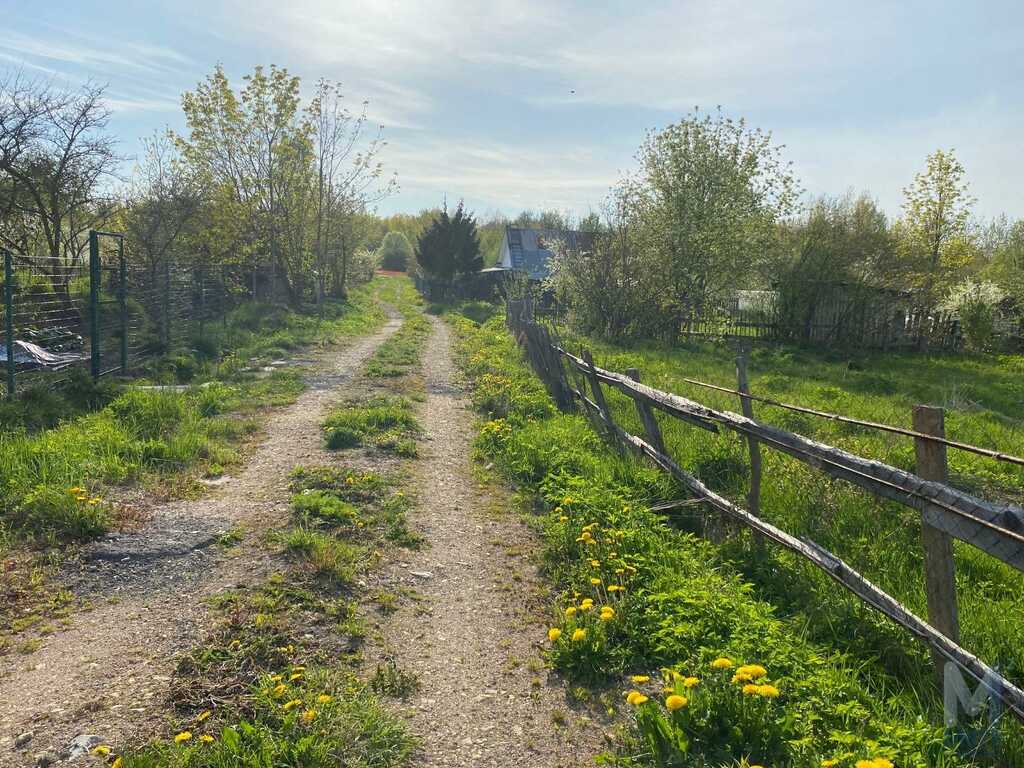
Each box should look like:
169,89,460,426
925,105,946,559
377,231,414,271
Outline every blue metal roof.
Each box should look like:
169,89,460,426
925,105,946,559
505,227,589,279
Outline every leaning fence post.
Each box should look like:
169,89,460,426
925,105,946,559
581,349,619,446
4,250,15,398
118,238,128,374
913,404,960,683
88,230,101,380
625,368,666,455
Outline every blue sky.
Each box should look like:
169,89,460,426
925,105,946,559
2,0,1022,220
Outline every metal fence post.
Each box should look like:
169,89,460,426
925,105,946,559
89,230,101,380
4,250,15,398
118,237,128,373
162,257,171,350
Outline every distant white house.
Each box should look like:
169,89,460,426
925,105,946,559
497,226,591,280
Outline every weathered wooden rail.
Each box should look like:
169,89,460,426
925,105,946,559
505,299,1024,723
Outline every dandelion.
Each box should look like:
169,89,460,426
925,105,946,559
665,694,688,711
590,577,601,586
199,734,215,743
683,676,700,688
282,699,303,711
559,516,569,522
301,709,317,724
565,606,577,617
625,690,648,706
615,568,625,575
289,672,304,682
91,745,112,756
733,671,754,684
630,675,650,683
821,761,839,768
742,683,760,695
599,606,615,621
270,674,283,682
196,710,211,722
571,628,587,642
711,657,734,669
88,497,101,505
317,694,333,704
554,506,563,514
548,628,562,642
579,598,594,611
112,758,123,768
272,683,287,697
590,559,600,568
737,664,767,679
755,684,779,698
174,731,192,743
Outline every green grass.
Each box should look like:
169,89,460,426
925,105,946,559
363,275,431,380
119,575,415,768
0,284,387,549
322,395,420,456
449,311,1018,768
555,332,1024,701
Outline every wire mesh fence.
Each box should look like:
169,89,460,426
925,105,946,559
2,230,248,399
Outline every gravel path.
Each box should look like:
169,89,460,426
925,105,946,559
0,310,402,767
378,316,600,767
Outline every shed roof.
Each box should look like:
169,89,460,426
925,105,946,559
504,227,591,279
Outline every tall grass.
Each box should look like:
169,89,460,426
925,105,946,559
450,312,1019,767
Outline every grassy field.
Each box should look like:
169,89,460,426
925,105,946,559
449,307,1022,767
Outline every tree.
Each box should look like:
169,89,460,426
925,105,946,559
623,109,799,337
0,72,119,297
177,65,393,305
900,149,975,346
414,201,481,284
378,230,413,271
774,193,893,342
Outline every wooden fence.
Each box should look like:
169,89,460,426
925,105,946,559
505,298,1024,723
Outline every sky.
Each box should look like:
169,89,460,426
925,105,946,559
1,0,1022,221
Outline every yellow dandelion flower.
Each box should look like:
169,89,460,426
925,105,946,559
272,683,287,697
711,657,734,669
579,598,594,611
821,760,839,768
737,664,767,679
683,676,700,688
732,672,753,684
174,731,192,743
599,606,615,621
872,761,893,768
585,539,598,547
565,606,577,617
196,710,211,722
317,694,333,705
590,577,601,586
548,628,562,642
301,709,317,724
625,690,648,706
615,568,625,575
554,506,563,514
112,758,123,768
590,559,600,568
199,734,215,743
91,745,112,756
571,628,587,642
559,516,569,522
665,694,688,711
282,699,302,711
289,672,303,681
270,674,283,682
742,683,760,695
756,684,780,698
630,675,650,683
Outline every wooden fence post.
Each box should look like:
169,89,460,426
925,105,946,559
913,404,960,683
582,349,618,444
736,353,764,545
625,368,666,455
